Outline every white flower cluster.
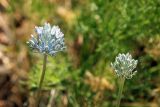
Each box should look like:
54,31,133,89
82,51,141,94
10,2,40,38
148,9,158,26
27,23,66,56
111,53,138,79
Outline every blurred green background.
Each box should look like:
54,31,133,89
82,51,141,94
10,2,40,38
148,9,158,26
0,0,160,107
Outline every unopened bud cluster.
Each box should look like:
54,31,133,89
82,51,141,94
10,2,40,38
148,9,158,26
111,53,138,79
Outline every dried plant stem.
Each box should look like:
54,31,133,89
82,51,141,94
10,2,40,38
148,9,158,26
36,54,47,107
116,77,125,107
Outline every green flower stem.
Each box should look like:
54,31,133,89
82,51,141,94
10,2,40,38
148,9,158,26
116,77,125,107
36,54,47,107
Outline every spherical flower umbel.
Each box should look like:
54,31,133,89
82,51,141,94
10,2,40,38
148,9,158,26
27,23,66,56
111,53,138,79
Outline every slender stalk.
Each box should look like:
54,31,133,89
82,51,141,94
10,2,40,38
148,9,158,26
116,77,125,107
36,54,47,107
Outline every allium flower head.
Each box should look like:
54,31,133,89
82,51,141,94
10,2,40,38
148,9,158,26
111,53,138,79
27,23,66,56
